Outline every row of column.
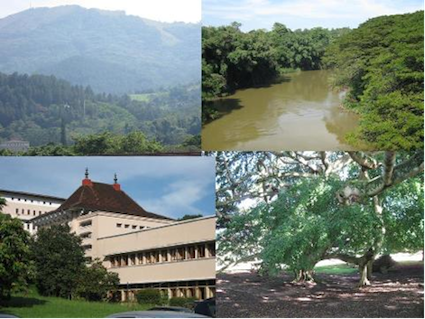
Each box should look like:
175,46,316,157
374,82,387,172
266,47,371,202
120,286,216,302
111,243,215,268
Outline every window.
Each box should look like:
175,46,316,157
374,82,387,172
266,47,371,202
21,209,24,214
198,244,206,258
117,223,122,228
177,247,185,260
39,211,41,215
124,224,129,228
18,198,20,201
15,208,18,214
139,226,144,230
80,220,92,227
33,210,36,216
208,243,216,257
187,246,196,259
161,250,168,262
31,200,33,203
130,254,136,266
110,257,116,267
132,225,137,229
138,253,144,265
27,209,30,215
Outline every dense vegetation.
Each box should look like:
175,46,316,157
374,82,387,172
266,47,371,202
202,22,349,120
216,151,424,286
0,5,200,94
0,206,33,301
324,11,424,150
0,72,200,152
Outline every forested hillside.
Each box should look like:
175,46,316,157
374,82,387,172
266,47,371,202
324,11,424,151
202,23,349,120
0,6,200,94
0,72,200,148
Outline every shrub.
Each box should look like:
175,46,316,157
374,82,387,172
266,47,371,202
169,297,196,309
135,289,162,305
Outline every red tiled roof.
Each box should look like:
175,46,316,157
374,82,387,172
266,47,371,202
49,182,172,220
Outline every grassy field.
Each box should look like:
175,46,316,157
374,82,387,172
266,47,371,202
0,289,152,318
314,263,358,275
129,92,168,102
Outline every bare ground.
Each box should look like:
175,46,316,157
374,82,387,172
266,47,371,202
217,263,424,318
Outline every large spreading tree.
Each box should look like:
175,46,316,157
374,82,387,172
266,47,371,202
216,151,424,286
0,199,33,300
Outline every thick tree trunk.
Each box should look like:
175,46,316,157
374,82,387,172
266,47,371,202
366,259,374,280
358,263,370,286
292,269,314,283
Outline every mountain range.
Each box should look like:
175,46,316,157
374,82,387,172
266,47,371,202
0,5,200,94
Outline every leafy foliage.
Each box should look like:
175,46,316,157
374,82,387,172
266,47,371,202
0,72,200,150
76,261,119,302
31,225,86,298
216,151,424,284
135,289,163,305
202,23,349,121
0,207,33,300
324,11,424,150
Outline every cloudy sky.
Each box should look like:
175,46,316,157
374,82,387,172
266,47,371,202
0,156,215,219
203,0,424,31
0,0,201,22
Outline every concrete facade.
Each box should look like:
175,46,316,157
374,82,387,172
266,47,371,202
22,174,216,301
0,189,65,233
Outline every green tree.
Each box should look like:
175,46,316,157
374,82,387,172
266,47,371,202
217,151,424,286
31,225,85,298
324,11,424,150
0,200,33,300
76,260,119,302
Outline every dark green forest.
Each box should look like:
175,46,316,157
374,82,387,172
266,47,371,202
0,72,200,153
202,22,349,104
202,11,424,150
324,11,424,151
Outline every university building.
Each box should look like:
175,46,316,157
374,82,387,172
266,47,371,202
1,170,216,301
0,189,65,233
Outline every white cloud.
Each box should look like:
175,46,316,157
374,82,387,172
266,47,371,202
1,0,201,22
140,178,212,218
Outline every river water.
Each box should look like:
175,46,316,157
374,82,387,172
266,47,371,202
202,70,359,151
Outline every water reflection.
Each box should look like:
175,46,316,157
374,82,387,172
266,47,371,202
202,70,359,151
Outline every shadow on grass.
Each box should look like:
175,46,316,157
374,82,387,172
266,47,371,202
1,296,47,308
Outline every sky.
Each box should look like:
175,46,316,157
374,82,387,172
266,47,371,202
0,0,201,22
203,0,424,31
0,156,215,219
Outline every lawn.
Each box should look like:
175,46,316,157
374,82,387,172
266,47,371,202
129,92,168,102
314,263,358,275
0,289,152,318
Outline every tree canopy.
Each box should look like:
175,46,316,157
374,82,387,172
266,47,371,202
202,23,349,121
31,225,86,298
216,151,424,286
0,72,200,151
324,11,424,150
0,202,33,300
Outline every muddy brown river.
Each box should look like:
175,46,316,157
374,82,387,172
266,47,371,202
202,70,359,151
